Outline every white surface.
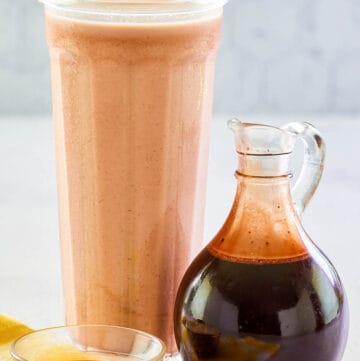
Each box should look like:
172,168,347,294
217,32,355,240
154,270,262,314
0,114,359,360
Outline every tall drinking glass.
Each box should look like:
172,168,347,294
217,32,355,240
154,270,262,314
40,0,226,354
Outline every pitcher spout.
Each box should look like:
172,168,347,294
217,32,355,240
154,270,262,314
227,118,297,156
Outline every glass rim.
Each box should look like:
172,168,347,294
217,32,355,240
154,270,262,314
39,0,227,5
39,0,228,16
10,324,167,361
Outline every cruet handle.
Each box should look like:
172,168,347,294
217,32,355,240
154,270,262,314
281,122,326,216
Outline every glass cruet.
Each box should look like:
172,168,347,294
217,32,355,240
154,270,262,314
174,120,349,361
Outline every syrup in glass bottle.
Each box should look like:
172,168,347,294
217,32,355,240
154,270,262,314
174,120,348,361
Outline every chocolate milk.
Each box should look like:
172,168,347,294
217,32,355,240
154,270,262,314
44,3,222,352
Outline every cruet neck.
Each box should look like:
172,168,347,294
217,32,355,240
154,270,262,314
228,119,325,215
228,119,296,178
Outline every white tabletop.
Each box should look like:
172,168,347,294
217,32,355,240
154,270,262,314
0,114,358,359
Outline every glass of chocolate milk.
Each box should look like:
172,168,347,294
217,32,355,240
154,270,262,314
40,0,226,356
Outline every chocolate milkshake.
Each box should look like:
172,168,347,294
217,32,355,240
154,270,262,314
42,1,224,352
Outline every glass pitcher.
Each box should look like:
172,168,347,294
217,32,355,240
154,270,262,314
174,120,348,361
